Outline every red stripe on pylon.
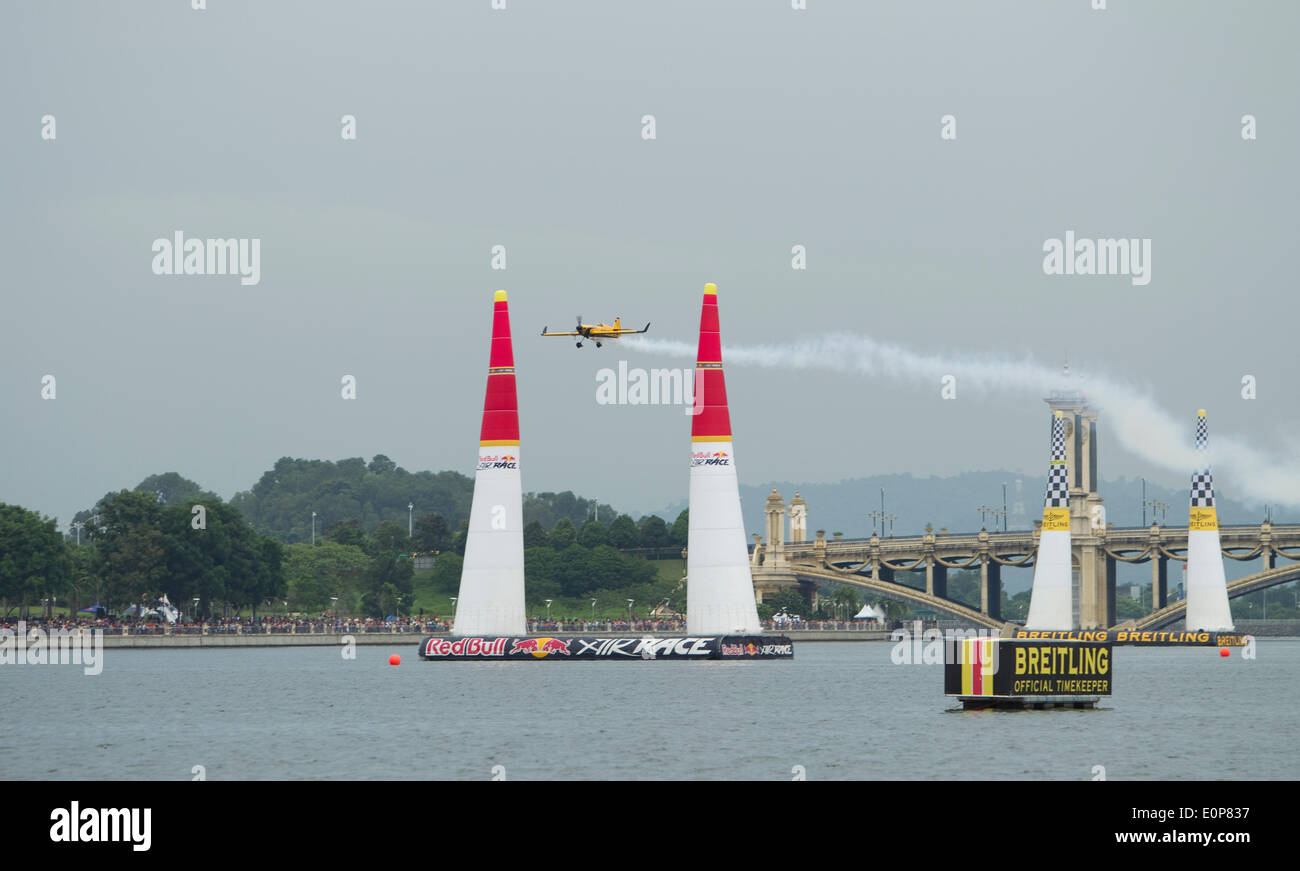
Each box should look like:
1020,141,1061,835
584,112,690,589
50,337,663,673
480,293,519,445
691,286,732,441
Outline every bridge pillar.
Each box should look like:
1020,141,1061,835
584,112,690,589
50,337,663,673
1153,556,1168,609
930,563,947,600
1260,521,1275,571
980,557,1002,619
876,563,895,584
1105,554,1117,627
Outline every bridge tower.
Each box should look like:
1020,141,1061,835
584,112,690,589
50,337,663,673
1045,376,1112,629
752,489,814,609
789,492,807,543
764,489,788,569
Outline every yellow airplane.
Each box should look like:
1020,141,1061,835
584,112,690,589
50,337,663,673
541,316,650,348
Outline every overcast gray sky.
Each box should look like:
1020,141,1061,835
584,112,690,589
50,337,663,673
3,1,1297,527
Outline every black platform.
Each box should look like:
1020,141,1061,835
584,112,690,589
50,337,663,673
418,634,794,660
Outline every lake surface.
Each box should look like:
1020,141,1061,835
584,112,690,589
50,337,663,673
2,640,1295,780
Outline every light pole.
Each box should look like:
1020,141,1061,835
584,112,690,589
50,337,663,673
1002,483,1008,532
329,596,338,618
977,505,992,529
885,513,898,538
1142,478,1147,526
868,510,884,536
311,511,317,545
545,599,553,623
626,599,634,623
449,597,457,619
590,598,597,624
408,503,414,538
989,507,1006,531
71,521,84,545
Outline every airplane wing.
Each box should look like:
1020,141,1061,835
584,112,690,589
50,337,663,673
613,322,650,335
541,327,581,336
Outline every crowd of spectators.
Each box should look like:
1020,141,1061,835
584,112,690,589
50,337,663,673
2,615,902,636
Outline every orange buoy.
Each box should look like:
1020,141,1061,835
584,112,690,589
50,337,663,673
1219,647,1229,657
389,653,401,666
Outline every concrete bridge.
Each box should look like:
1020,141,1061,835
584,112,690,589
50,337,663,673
748,394,1300,630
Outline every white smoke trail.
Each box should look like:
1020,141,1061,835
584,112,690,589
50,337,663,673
625,333,1300,508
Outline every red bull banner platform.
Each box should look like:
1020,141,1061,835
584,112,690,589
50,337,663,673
944,637,1112,710
1010,629,1247,647
418,635,794,661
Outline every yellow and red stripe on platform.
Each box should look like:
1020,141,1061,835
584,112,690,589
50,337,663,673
959,637,996,696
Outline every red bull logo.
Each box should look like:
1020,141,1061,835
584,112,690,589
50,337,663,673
690,450,731,467
508,637,571,659
423,637,507,658
477,453,519,470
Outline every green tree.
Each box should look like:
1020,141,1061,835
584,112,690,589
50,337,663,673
524,547,562,602
550,517,577,550
766,590,807,617
133,472,205,506
670,510,689,547
413,512,450,552
282,540,370,612
326,519,367,551
0,503,68,618
371,520,408,556
449,521,468,556
578,519,608,548
523,521,550,549
428,551,463,598
93,490,168,614
638,515,670,550
830,584,861,619
607,514,640,549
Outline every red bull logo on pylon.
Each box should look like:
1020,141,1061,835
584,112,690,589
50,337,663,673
508,637,571,658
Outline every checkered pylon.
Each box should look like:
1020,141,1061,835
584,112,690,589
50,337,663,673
1191,413,1214,507
1044,415,1069,508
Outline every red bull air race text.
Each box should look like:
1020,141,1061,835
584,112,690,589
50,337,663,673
419,635,794,661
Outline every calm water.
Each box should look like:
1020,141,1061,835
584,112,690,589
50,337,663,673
2,640,1296,780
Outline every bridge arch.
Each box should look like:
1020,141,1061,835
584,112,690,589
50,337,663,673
788,563,1005,630
1134,564,1300,630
